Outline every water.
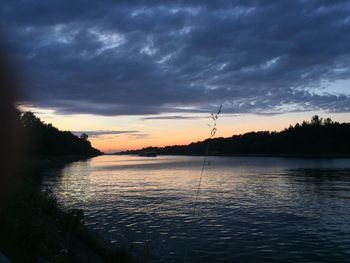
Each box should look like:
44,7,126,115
42,155,350,262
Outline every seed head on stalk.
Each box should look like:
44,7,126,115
194,104,223,211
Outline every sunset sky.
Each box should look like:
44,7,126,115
2,1,350,151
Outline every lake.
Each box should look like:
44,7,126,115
42,155,350,262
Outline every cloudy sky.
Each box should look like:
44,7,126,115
2,0,350,151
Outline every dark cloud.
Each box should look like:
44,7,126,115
141,113,241,120
127,133,150,140
72,130,139,137
142,115,205,120
2,0,350,115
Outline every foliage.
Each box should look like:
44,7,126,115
19,111,101,156
123,115,350,156
0,177,72,262
0,112,150,262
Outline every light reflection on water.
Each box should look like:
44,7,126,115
43,155,350,262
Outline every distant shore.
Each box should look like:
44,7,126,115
114,152,350,159
117,116,350,158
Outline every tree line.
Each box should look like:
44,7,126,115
121,115,350,156
17,111,101,156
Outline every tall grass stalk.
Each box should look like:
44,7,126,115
194,104,222,212
183,105,222,262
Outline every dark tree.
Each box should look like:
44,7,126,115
121,116,350,156
80,133,89,141
323,118,333,125
311,115,322,126
19,112,101,156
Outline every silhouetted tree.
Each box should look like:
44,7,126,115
18,111,101,156
121,116,350,156
21,112,41,128
311,115,322,125
80,133,89,141
323,117,333,125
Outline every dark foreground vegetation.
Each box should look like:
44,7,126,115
0,112,148,262
0,158,147,263
122,116,350,157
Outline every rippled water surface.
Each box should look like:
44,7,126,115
43,155,350,262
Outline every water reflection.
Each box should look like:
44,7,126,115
43,155,350,262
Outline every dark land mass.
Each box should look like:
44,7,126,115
19,111,101,156
0,112,148,262
119,116,350,158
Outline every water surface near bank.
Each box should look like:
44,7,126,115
43,155,350,262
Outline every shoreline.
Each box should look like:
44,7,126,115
34,155,145,262
2,154,146,263
114,153,350,159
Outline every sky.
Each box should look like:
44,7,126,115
1,0,350,151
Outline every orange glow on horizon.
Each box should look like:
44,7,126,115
26,107,350,153
90,115,342,152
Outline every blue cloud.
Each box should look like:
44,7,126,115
2,0,350,115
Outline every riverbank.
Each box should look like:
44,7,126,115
116,153,350,159
0,155,148,263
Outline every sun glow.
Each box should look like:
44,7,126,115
19,106,350,152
